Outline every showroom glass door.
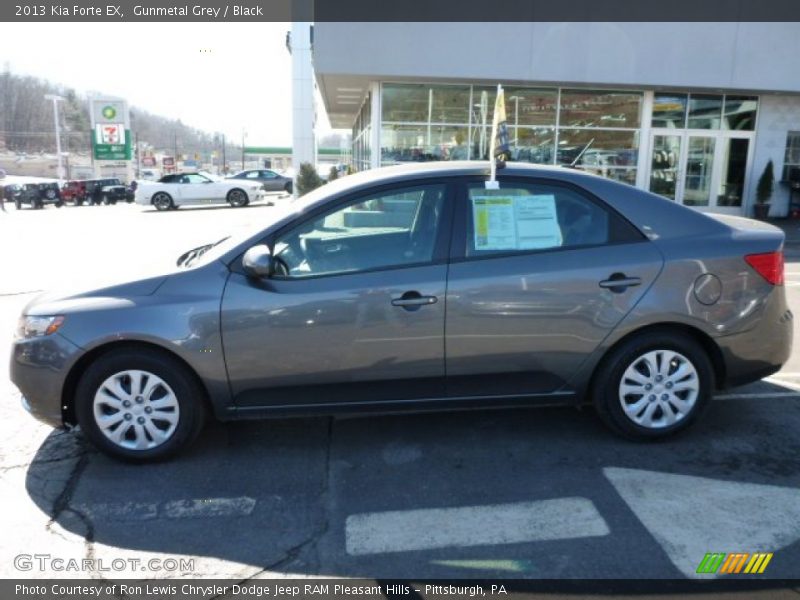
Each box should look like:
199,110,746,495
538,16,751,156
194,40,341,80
648,131,751,215
648,134,683,201
681,135,716,208
714,137,751,213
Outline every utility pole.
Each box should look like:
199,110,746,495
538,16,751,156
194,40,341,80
221,133,226,174
44,94,65,179
173,131,178,167
241,129,246,171
134,131,140,178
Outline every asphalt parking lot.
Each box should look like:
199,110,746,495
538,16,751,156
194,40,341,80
2,202,800,582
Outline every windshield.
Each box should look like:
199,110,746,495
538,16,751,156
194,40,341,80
177,200,305,268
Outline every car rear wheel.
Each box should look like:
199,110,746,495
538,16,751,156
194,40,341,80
592,331,713,440
75,349,206,461
227,189,249,208
14,200,21,210
284,182,293,194
152,192,174,211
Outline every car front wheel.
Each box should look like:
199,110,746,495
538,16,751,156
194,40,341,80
152,192,174,211
592,331,713,440
75,349,206,461
227,189,249,208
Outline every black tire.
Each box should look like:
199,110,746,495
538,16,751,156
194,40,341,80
74,348,207,462
55,201,64,208
227,188,249,208
14,200,21,210
591,330,713,440
152,192,174,211
76,199,83,207
284,182,293,194
102,194,110,205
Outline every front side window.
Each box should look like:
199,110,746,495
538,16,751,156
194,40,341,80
261,170,278,179
465,181,641,257
273,183,446,278
182,174,210,184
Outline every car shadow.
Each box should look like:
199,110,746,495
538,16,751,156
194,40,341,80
25,379,800,583
139,202,280,214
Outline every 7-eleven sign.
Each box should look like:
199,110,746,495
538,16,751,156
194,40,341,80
97,124,125,144
93,123,131,160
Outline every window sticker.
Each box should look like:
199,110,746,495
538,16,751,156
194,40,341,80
472,197,516,250
471,194,562,251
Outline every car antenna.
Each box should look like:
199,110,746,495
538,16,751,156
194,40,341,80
570,138,595,168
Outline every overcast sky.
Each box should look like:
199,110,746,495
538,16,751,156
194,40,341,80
0,22,334,146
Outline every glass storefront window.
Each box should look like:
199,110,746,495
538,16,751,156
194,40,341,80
509,126,556,164
556,129,639,167
382,84,471,124
723,96,757,131
784,131,800,181
503,88,558,127
559,90,642,128
687,94,723,130
652,94,687,129
557,129,638,184
381,124,470,164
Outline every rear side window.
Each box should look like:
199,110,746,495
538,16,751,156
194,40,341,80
465,181,641,257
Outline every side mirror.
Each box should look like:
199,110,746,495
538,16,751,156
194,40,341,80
242,245,273,279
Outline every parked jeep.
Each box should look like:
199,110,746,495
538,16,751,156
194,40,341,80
15,182,63,209
85,178,133,205
61,180,88,205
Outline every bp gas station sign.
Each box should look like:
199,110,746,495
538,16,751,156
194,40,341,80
90,99,132,161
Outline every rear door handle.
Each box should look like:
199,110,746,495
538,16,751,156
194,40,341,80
391,291,438,311
599,274,642,293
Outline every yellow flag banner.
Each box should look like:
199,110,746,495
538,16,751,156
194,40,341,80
491,85,511,162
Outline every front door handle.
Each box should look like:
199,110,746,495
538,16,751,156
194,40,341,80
391,291,438,311
599,273,642,293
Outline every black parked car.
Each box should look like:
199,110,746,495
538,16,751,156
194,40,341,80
85,178,133,205
15,182,63,209
226,169,293,194
3,184,23,206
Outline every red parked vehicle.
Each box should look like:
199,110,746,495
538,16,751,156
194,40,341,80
61,180,88,205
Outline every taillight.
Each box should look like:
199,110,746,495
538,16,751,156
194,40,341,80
745,251,784,285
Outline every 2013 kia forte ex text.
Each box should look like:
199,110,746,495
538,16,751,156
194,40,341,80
9,162,793,461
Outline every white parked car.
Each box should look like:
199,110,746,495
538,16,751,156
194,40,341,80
135,172,266,211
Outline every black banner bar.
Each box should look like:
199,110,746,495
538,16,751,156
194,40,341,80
2,0,800,22
3,579,800,600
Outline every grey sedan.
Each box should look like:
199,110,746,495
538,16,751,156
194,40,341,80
10,162,792,461
227,169,293,194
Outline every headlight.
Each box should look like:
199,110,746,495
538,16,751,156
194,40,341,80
16,315,65,339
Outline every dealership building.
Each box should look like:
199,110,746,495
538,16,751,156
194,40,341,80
311,22,800,217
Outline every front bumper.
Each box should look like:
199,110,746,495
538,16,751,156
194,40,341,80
9,333,84,429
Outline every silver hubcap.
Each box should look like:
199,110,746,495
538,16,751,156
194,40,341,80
93,370,180,450
618,349,699,429
154,194,169,209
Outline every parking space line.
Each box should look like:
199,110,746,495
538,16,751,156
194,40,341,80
715,391,800,400
605,467,800,579
76,496,256,521
345,497,609,556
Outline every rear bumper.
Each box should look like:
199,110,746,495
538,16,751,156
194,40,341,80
9,333,84,429
716,287,793,388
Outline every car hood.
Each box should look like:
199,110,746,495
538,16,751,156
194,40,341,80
23,272,172,317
